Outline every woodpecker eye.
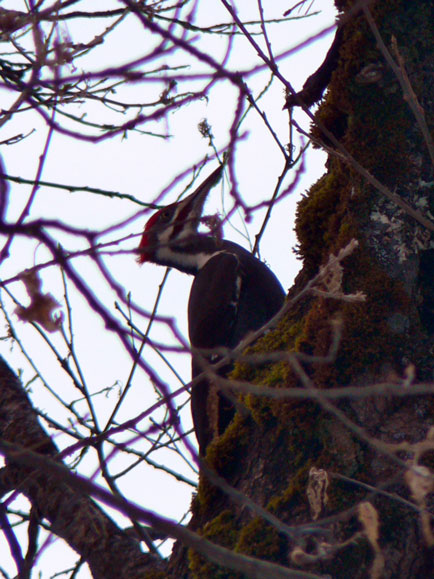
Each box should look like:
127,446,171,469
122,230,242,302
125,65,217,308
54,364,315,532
159,208,173,222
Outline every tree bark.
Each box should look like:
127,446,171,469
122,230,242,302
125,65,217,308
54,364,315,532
170,2,434,577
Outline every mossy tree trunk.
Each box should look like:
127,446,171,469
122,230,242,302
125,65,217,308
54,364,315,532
171,2,434,577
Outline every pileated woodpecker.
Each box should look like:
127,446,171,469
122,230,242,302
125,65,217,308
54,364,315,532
138,166,285,453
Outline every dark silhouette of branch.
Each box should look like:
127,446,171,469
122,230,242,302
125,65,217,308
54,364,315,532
0,357,165,579
285,24,343,108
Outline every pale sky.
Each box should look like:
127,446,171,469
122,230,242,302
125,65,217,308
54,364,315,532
0,1,336,574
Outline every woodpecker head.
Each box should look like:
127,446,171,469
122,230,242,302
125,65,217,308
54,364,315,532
138,165,224,270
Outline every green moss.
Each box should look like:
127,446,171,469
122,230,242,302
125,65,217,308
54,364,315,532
338,270,409,380
188,511,242,579
202,510,239,546
296,170,353,268
235,518,286,562
206,413,250,473
194,415,251,515
243,391,276,427
267,460,312,514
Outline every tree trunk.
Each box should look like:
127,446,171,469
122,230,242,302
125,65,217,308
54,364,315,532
0,357,166,579
170,1,434,577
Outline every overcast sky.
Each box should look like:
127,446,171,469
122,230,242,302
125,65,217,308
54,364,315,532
0,1,336,574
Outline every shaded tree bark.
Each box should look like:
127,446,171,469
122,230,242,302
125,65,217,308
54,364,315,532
170,1,434,577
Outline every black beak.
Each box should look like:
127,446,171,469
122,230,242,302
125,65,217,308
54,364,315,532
174,164,224,231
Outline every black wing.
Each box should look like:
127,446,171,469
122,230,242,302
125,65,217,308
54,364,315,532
187,248,285,453
188,252,241,452
188,251,241,351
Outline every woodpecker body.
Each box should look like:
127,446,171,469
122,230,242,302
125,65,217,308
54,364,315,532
139,166,285,452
